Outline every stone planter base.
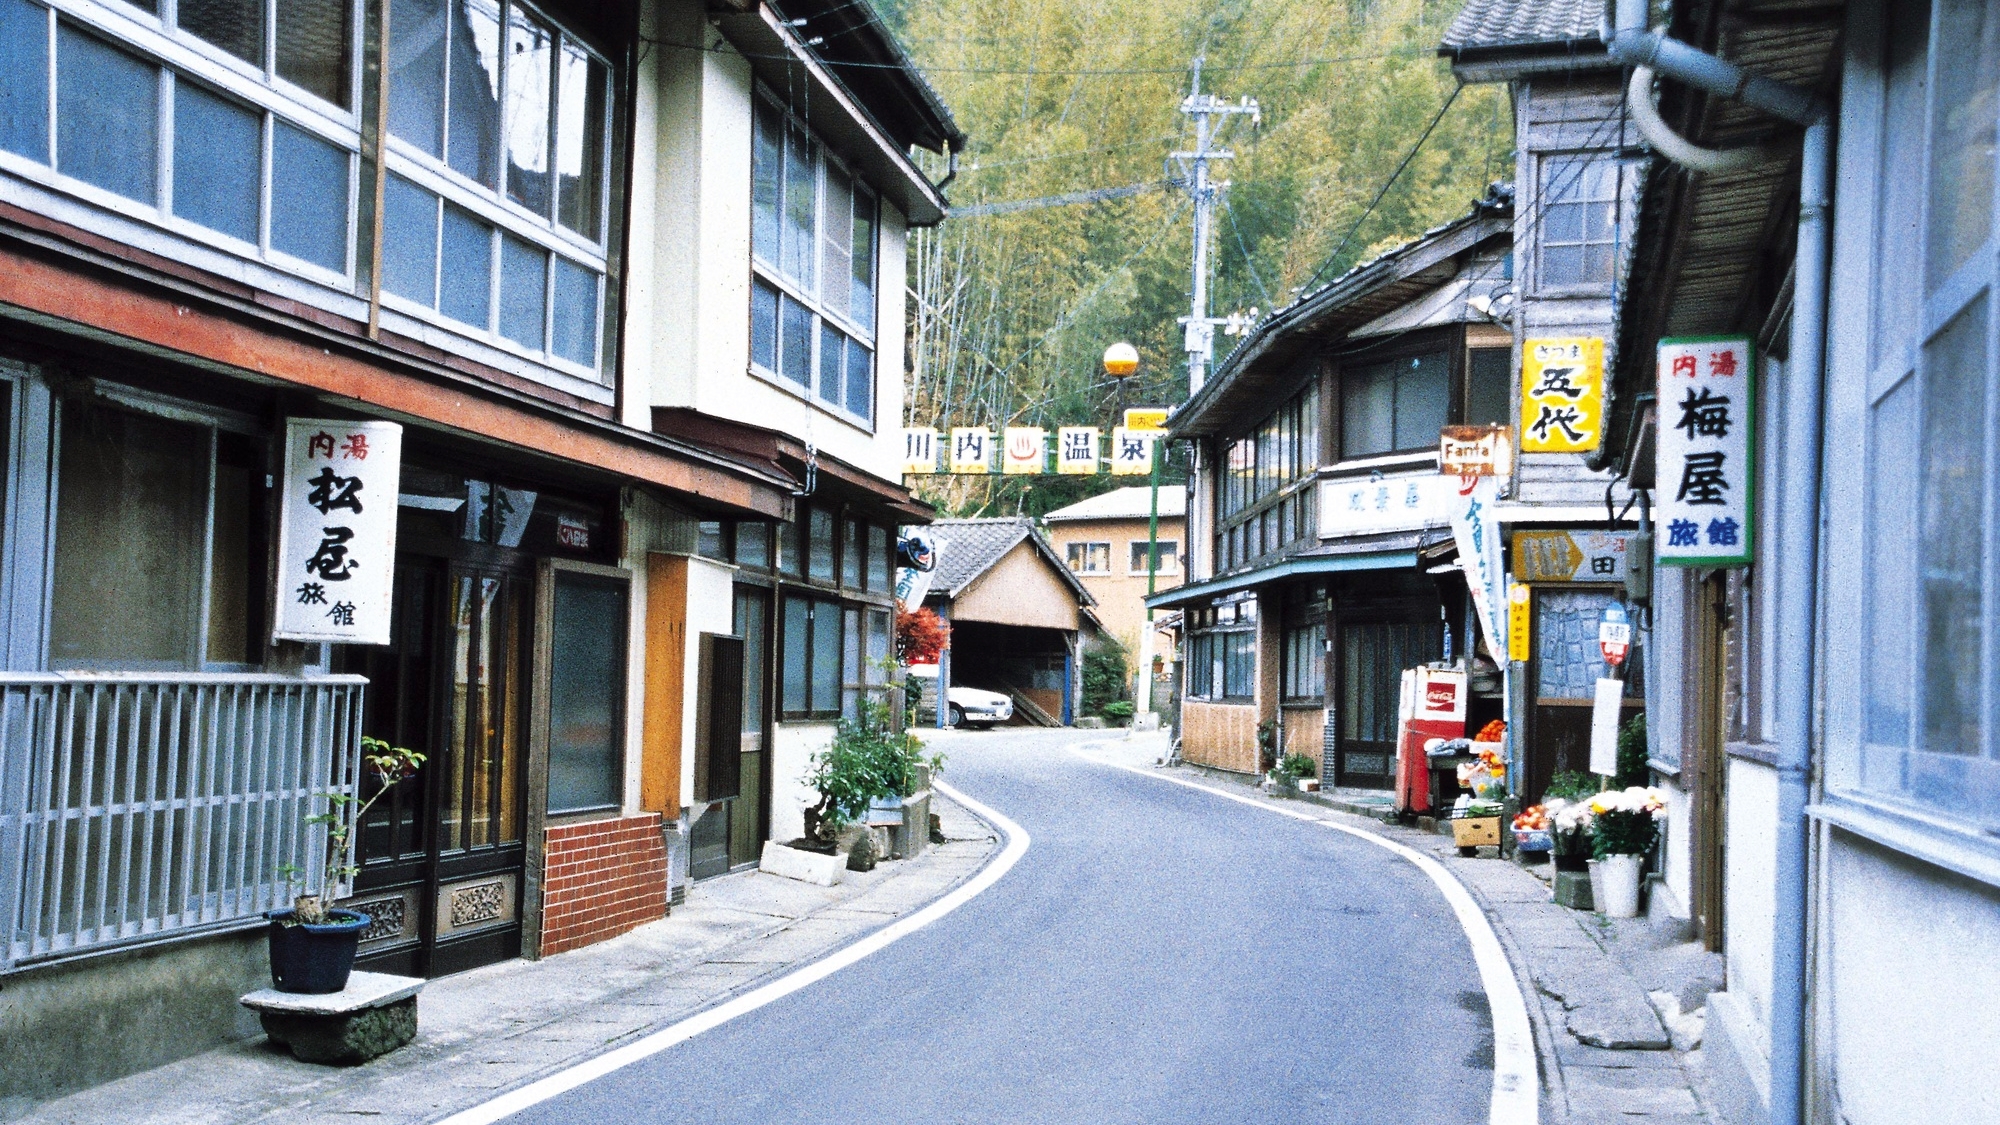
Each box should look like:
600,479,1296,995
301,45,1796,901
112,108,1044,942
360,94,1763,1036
240,971,423,1065
1553,869,1595,910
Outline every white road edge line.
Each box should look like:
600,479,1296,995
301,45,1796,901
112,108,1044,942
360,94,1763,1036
430,778,1031,1125
1076,748,1540,1125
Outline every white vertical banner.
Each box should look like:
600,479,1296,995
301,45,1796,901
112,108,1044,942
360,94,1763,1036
1056,426,1099,474
1448,474,1508,665
1656,336,1754,566
1589,676,1625,775
274,419,403,645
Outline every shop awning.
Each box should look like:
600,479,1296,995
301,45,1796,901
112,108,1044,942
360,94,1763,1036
1144,548,1419,610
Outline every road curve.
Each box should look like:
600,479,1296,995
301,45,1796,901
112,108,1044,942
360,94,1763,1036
502,728,1497,1125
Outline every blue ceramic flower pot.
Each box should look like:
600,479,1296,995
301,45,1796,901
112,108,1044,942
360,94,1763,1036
265,909,371,994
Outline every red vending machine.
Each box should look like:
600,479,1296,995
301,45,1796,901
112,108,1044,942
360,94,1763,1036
1394,665,1468,815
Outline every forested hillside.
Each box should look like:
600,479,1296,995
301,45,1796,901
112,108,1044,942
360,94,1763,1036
879,0,1511,516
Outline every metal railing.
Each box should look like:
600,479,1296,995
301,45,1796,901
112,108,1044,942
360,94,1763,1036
0,673,365,971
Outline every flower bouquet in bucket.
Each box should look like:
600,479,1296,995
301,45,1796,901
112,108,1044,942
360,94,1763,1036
1586,786,1668,918
269,737,425,993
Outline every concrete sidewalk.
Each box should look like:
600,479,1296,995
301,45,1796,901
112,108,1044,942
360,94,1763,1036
12,795,1001,1125
1119,732,1718,1125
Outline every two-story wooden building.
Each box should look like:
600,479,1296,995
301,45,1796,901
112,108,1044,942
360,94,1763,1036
0,0,960,1103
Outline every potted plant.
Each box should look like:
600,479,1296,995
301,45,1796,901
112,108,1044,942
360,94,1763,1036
269,737,424,994
801,697,942,851
1587,786,1667,918
1269,751,1316,798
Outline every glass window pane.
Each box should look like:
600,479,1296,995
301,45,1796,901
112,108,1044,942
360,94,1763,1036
779,515,800,574
841,605,860,720
1866,370,1915,747
551,255,598,366
736,521,770,568
781,596,809,713
808,506,835,581
0,0,50,163
781,121,814,289
389,0,446,155
1919,303,1987,755
555,38,605,239
206,432,261,665
1467,347,1509,426
382,172,438,303
271,121,349,270
819,166,851,314
696,520,724,559
817,321,844,404
1394,352,1450,450
750,278,778,370
1542,245,1584,289
812,601,841,711
446,0,501,188
1874,0,1931,368
439,202,492,327
276,0,352,106
841,516,861,588
51,407,207,668
1339,361,1394,458
502,5,552,215
178,0,262,68
546,571,626,812
735,591,766,734
1928,0,2000,290
867,525,889,591
851,184,875,328
779,294,811,387
864,609,890,686
845,340,872,420
498,234,547,349
56,26,158,204
171,81,260,244
752,98,781,263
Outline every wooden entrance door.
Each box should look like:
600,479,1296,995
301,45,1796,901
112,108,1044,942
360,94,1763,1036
729,587,770,869
1691,572,1728,951
346,558,530,976
1335,620,1439,788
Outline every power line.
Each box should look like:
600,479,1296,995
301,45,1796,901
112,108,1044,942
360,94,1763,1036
949,181,1167,218
1295,82,1465,296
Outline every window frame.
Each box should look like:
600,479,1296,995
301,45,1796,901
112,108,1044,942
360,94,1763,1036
1065,540,1111,575
538,557,631,816
1215,376,1321,573
1530,150,1625,295
747,84,880,430
1127,539,1179,576
1184,600,1257,703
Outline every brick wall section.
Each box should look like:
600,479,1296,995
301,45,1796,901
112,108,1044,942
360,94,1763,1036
540,814,669,956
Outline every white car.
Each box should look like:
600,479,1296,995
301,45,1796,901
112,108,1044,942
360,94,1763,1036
906,665,1014,729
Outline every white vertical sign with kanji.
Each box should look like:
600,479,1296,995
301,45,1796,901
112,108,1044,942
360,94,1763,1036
274,419,403,645
949,427,992,473
1656,337,1754,566
1108,427,1153,476
902,428,939,474
1002,427,1045,474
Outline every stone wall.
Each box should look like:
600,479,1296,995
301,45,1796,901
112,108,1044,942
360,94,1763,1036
539,814,669,956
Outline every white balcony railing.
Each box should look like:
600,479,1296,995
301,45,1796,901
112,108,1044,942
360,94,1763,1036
0,673,364,970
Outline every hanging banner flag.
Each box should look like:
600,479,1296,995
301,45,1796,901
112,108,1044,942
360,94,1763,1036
949,426,992,473
1122,407,1170,434
1002,427,1046,474
1109,427,1154,476
1521,337,1605,453
1448,474,1508,665
274,418,403,645
1507,583,1532,663
1656,336,1754,567
1057,426,1100,474
902,428,939,474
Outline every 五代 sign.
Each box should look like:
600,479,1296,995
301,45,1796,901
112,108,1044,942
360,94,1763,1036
1656,337,1754,566
274,419,403,645
1521,337,1605,453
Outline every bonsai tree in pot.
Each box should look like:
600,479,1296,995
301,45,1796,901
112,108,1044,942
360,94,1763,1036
270,737,424,994
801,697,942,852
1587,786,1667,918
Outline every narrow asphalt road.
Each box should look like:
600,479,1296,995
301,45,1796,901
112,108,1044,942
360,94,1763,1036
507,728,1495,1125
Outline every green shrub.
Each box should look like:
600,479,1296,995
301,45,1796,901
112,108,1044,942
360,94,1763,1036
1101,700,1136,726
1275,752,1317,781
1545,770,1599,801
1082,638,1129,717
802,698,942,844
1615,711,1650,788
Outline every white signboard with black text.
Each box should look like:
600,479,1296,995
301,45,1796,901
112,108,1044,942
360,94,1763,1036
1657,336,1754,566
1319,472,1450,539
273,419,403,645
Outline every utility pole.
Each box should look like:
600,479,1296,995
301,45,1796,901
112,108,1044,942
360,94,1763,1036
1171,58,1259,395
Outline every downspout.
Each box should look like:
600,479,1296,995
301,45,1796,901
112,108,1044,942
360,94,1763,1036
1606,3,1829,1121
933,138,960,194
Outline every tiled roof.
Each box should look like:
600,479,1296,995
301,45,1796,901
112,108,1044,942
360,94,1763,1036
923,518,1096,606
1440,0,1604,51
1041,486,1188,522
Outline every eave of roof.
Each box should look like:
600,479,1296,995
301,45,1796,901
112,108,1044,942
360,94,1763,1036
1167,202,1512,439
775,0,965,154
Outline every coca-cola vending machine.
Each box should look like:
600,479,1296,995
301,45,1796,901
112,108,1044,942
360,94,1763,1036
1394,665,1468,815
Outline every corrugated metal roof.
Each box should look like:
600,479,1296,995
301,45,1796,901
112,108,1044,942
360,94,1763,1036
1041,486,1188,522
1440,0,1605,52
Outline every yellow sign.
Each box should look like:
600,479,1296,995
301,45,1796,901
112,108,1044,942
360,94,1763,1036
1508,583,1532,662
1521,337,1605,453
1057,426,1099,474
1109,427,1154,476
1122,407,1170,434
901,428,938,475
1002,427,1045,474
948,427,992,473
